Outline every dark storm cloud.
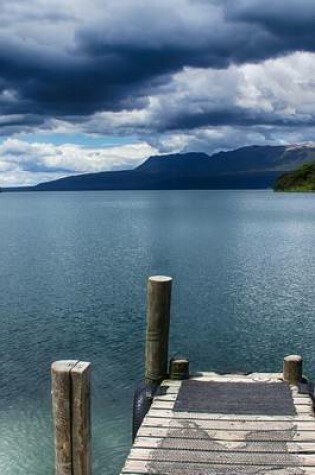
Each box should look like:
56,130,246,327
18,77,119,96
157,107,315,132
228,0,315,35
1,0,315,130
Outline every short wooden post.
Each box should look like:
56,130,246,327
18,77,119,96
51,360,92,475
145,276,172,385
283,355,303,384
169,357,189,380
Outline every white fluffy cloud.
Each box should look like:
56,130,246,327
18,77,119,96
44,51,315,153
0,139,158,186
80,51,315,134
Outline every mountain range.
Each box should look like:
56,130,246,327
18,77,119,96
5,144,315,191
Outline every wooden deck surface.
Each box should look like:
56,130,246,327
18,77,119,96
120,372,315,475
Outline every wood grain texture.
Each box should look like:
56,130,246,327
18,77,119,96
51,360,78,475
51,360,92,475
71,362,91,475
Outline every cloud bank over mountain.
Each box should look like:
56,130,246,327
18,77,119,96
1,0,315,185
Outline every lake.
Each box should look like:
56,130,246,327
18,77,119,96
0,190,314,475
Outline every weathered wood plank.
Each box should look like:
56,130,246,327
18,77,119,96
295,406,314,416
143,416,315,431
129,447,315,465
70,361,91,475
156,386,180,395
202,372,284,380
288,398,312,407
137,426,315,442
123,460,315,474
161,373,284,385
133,436,315,453
160,380,182,387
147,409,315,421
153,394,178,401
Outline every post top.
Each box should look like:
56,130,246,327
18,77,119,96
51,360,79,371
284,354,303,362
170,357,189,363
149,275,172,282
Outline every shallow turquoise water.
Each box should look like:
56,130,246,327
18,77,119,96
0,190,314,474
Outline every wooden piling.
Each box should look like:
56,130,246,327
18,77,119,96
51,360,92,475
145,276,172,385
283,354,303,385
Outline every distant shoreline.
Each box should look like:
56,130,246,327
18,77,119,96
3,144,315,192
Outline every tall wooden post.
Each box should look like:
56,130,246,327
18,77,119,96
145,276,172,385
283,355,303,385
51,360,92,475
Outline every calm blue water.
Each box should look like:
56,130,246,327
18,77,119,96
0,190,314,474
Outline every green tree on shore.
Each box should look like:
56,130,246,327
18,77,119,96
274,162,315,191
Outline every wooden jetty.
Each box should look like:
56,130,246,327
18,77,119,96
122,369,315,475
50,276,315,475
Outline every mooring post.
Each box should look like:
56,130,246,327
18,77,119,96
145,275,172,385
283,355,303,385
51,360,92,475
169,357,190,380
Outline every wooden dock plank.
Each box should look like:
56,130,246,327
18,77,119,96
137,426,315,442
143,417,315,431
133,436,315,453
128,448,315,466
123,460,315,474
146,409,315,421
161,372,284,385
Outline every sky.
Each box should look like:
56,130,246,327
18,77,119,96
1,0,315,186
